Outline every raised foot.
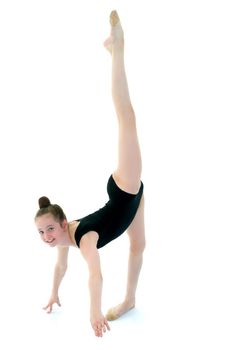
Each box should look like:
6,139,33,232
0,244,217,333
106,302,135,321
103,10,124,54
110,10,120,26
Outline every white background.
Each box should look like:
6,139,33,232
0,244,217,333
0,0,232,349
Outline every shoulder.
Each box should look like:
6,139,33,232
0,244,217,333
80,231,99,251
79,231,99,260
79,232,101,273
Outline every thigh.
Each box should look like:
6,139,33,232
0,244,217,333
114,121,142,194
127,195,145,253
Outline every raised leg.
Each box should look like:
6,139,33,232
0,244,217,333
106,195,146,320
104,10,142,194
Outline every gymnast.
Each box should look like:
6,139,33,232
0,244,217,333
35,10,145,337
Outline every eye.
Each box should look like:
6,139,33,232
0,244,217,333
39,231,44,235
48,227,54,232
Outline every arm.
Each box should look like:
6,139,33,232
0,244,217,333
43,246,69,313
80,232,110,337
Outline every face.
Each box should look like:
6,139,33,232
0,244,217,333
35,213,67,247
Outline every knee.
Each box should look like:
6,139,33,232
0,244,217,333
119,107,137,128
129,238,146,255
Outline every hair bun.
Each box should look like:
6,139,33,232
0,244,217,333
38,196,51,209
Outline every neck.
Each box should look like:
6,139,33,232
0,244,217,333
66,222,78,247
57,227,75,247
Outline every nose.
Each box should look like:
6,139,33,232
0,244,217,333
43,233,50,242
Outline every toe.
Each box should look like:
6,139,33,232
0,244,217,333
110,10,120,26
106,308,118,321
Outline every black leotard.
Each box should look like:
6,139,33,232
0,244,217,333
74,175,144,249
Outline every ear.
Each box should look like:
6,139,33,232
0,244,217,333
61,219,68,229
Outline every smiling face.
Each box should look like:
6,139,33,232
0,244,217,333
35,213,67,247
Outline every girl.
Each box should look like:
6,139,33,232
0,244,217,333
35,10,145,338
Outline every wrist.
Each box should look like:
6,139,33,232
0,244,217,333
51,290,59,298
90,308,102,321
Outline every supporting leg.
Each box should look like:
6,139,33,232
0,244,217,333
106,195,145,321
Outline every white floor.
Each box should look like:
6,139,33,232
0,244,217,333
0,1,233,349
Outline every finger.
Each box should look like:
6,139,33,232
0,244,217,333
102,324,106,333
98,324,104,335
47,305,53,313
94,324,102,338
94,328,101,337
104,319,111,331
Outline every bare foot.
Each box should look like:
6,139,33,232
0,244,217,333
103,10,124,54
106,301,135,321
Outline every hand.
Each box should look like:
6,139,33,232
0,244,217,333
91,313,110,337
43,295,61,313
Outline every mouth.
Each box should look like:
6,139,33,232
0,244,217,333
46,239,55,244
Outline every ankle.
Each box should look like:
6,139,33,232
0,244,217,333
123,298,135,308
